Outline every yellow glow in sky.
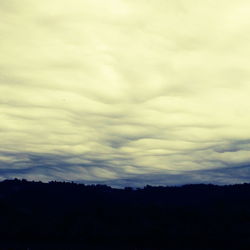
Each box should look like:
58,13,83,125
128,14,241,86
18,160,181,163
0,0,250,184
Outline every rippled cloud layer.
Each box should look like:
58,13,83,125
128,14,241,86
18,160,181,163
1,0,250,185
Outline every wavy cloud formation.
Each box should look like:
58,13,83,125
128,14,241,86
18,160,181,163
1,0,250,185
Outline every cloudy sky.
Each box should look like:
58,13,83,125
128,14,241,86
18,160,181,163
1,0,250,186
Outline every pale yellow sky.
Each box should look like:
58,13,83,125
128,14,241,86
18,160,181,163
0,0,250,184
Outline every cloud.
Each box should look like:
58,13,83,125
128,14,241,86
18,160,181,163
0,0,250,185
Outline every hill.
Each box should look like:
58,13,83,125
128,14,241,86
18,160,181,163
1,179,250,249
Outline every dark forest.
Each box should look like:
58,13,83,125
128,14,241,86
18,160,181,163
1,179,250,249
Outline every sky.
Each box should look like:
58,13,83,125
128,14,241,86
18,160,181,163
1,0,250,187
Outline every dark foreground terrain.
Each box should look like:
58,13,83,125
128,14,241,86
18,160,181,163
1,179,250,249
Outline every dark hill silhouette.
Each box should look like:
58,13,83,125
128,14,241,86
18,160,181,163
1,179,250,249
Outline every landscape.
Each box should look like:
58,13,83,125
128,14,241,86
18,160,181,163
1,0,250,249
